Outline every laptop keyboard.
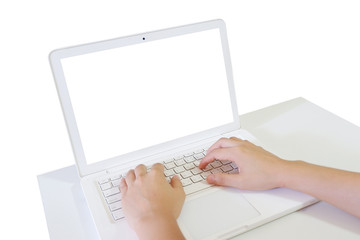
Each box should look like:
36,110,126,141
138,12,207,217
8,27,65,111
97,147,239,221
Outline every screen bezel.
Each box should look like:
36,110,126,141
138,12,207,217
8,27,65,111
49,19,240,177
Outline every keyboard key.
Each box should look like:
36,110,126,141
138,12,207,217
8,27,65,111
112,209,125,221
164,162,176,169
210,161,222,168
181,171,193,179
191,168,202,175
203,164,213,171
194,153,205,160
184,156,195,163
103,187,120,197
174,166,185,173
111,179,121,187
221,160,231,164
181,178,192,187
164,169,175,177
106,193,122,204
183,181,210,195
193,160,201,167
201,171,211,179
184,163,195,170
211,168,223,174
230,162,238,169
191,175,203,183
175,159,186,166
228,169,239,174
221,164,233,173
109,201,122,211
110,174,121,181
100,182,112,191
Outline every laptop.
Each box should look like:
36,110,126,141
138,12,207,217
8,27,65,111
49,19,317,240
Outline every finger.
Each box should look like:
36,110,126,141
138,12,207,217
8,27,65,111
229,136,243,142
170,175,185,201
150,163,164,174
125,169,136,185
200,147,236,169
206,138,230,154
207,137,244,154
119,177,128,197
134,164,147,177
170,175,183,190
206,173,241,188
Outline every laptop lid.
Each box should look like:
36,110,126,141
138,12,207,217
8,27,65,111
49,19,240,177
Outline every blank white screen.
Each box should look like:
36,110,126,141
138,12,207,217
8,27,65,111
61,29,234,165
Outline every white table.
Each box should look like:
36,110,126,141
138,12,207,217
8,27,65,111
38,98,360,239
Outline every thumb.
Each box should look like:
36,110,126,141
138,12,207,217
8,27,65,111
206,173,241,188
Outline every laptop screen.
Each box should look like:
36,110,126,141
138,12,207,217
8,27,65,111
60,28,234,165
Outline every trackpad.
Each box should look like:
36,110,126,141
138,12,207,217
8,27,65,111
178,188,260,240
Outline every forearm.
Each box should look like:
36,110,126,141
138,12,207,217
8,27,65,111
281,160,360,218
135,214,185,240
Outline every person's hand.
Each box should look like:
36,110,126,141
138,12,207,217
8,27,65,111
199,137,287,190
120,163,185,238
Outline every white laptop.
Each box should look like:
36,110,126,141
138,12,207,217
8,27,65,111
49,19,317,240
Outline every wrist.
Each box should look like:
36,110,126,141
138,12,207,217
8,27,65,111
278,160,305,189
274,159,296,188
134,212,184,240
135,212,173,227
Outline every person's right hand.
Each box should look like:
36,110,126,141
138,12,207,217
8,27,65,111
120,163,185,231
199,137,287,190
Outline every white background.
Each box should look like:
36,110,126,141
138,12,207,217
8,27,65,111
0,1,359,239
